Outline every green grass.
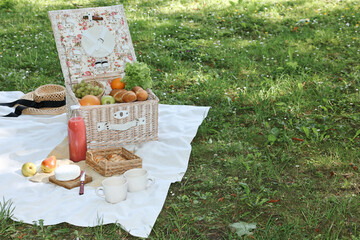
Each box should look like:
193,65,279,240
1,0,360,239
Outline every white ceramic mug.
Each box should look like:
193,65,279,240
124,168,155,192
96,176,128,203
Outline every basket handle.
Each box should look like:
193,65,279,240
97,118,146,132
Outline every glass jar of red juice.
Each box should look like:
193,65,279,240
68,105,87,162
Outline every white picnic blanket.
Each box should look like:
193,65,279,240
0,91,210,238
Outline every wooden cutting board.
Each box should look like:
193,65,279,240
49,174,92,189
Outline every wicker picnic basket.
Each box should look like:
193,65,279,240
86,147,142,177
48,5,159,150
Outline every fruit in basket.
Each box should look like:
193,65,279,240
123,62,152,90
41,156,57,173
21,162,37,177
132,86,148,101
111,89,137,103
110,77,126,90
73,80,103,99
101,95,116,105
79,95,101,106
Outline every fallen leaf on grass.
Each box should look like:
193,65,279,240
292,137,304,142
342,173,354,179
217,197,224,202
350,163,358,171
229,221,256,237
17,233,27,239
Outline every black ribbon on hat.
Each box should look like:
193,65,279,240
0,99,66,117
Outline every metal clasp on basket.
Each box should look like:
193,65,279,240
83,14,104,21
97,117,146,132
113,110,129,119
135,118,146,126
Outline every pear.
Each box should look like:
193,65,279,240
41,156,57,173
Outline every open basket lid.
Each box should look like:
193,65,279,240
48,5,136,86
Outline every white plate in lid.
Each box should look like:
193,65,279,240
81,25,116,58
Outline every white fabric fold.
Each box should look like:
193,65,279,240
0,91,210,238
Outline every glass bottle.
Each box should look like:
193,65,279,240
68,105,87,162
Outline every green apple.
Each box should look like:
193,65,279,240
21,162,37,177
101,95,116,105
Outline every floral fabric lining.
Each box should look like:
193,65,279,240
52,5,136,86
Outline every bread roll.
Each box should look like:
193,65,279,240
94,155,107,163
112,89,136,103
110,88,126,97
132,86,144,93
132,86,148,101
107,154,126,162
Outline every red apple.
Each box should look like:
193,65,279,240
41,156,57,173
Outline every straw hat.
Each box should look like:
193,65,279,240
20,84,66,115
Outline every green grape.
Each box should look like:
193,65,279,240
73,81,104,98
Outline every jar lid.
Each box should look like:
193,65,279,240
70,105,81,110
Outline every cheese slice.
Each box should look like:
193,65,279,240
54,165,81,181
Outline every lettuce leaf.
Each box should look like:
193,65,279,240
123,61,152,90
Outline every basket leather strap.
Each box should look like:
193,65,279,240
0,99,66,117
